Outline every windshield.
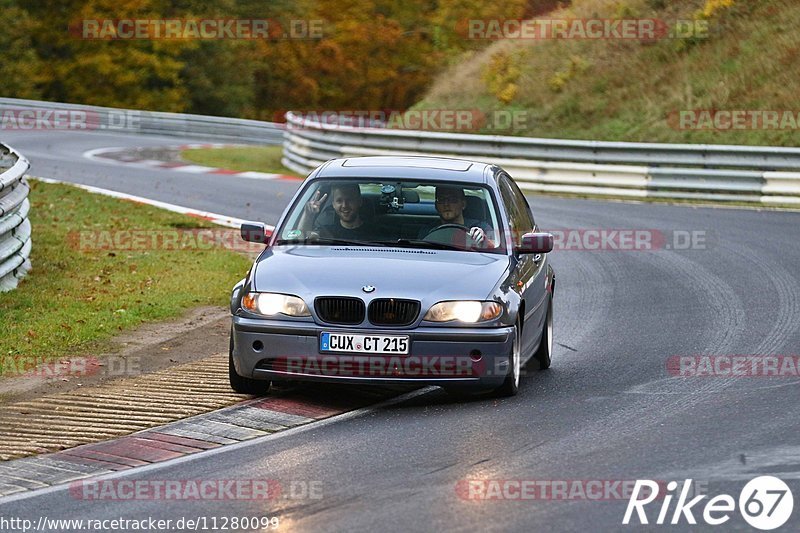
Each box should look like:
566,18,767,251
276,179,506,254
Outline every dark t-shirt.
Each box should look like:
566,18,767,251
316,221,381,242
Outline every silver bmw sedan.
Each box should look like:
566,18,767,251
229,156,554,397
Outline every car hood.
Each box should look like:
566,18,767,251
252,245,509,302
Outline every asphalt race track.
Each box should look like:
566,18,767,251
4,129,298,223
1,129,799,531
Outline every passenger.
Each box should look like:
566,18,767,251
298,183,379,241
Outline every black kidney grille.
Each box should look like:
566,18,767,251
368,299,420,326
315,297,365,325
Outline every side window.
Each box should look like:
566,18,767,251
506,176,535,232
498,176,525,245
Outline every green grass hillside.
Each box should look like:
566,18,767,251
0,181,251,374
413,0,800,146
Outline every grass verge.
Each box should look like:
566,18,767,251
181,145,301,177
0,180,251,376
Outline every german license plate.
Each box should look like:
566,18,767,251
320,332,409,354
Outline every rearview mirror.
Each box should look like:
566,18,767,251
518,232,554,254
241,222,271,244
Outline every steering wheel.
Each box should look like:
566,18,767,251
423,223,477,247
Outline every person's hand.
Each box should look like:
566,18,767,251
468,226,486,245
305,191,328,216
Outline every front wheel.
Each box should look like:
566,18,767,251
493,319,521,397
228,329,271,395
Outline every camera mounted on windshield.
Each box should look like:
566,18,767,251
378,183,404,212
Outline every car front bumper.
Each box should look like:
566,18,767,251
231,316,514,388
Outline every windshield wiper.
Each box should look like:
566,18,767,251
275,237,374,246
370,239,464,251
275,237,465,251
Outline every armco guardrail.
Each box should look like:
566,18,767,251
0,98,283,144
282,112,800,205
0,143,31,292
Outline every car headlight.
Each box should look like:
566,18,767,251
242,292,310,317
423,301,502,323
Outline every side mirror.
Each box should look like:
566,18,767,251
241,222,271,244
518,232,554,254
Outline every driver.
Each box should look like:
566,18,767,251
298,183,378,240
421,185,494,247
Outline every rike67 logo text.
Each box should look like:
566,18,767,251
623,476,794,530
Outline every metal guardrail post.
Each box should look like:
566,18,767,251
0,143,32,291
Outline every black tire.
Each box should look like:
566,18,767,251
228,329,271,395
532,297,553,371
494,319,521,397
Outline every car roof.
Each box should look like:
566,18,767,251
314,156,494,184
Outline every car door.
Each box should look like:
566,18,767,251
498,174,548,356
